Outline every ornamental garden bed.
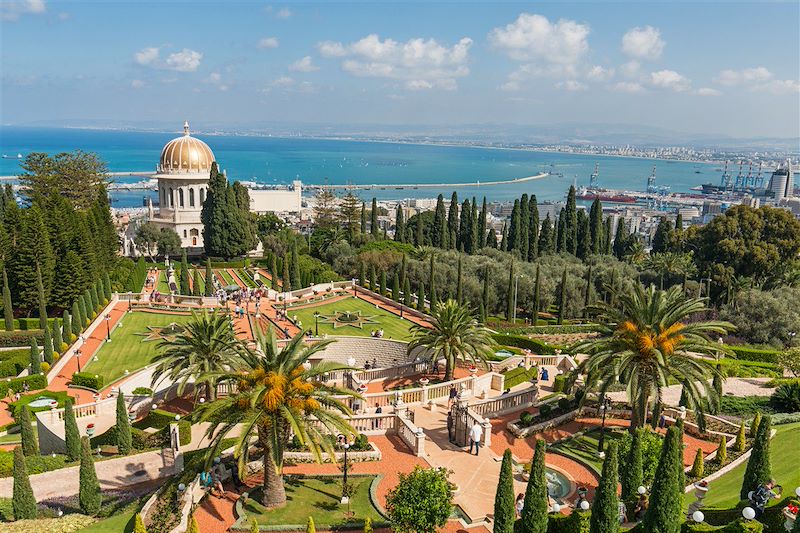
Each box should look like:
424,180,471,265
284,442,381,464
506,395,575,438
232,474,387,531
289,296,413,340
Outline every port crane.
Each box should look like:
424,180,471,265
589,162,599,188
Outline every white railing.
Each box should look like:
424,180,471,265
353,361,428,383
471,388,538,418
345,413,397,435
397,415,426,456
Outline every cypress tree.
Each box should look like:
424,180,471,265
456,256,463,304
478,197,487,249
403,278,411,307
470,198,479,252
12,447,37,520
652,217,671,254
62,310,73,343
576,210,590,260
370,265,377,292
740,415,772,500
392,273,400,301
486,228,497,249
417,282,425,312
29,337,41,375
714,436,727,465
19,406,38,456
415,211,424,246
482,267,489,318
282,253,292,292
71,301,82,336
2,268,13,331
589,442,619,533
433,194,448,248
179,251,190,295
36,264,48,331
116,392,132,454
565,185,578,255
291,242,301,289
52,318,64,353
428,253,435,306
613,217,629,259
532,264,540,327
64,397,81,462
583,264,593,318
447,192,459,249
589,198,604,254
394,204,405,242
604,217,613,255
78,293,89,325
359,262,367,287
622,428,644,500
643,425,683,533
528,195,539,261
370,198,379,238
520,194,530,260
479,302,486,324
306,516,316,533
710,365,723,414
493,449,516,533
400,254,408,287
192,269,201,297
42,326,54,365
735,421,746,453
205,259,214,296
750,411,761,438
458,198,471,252
556,207,566,253
690,448,704,478
360,202,367,234
79,436,101,515
103,272,112,302
521,439,548,533
500,222,507,251
89,283,100,312
379,271,387,297
557,266,567,325
505,261,514,321
537,215,551,255
133,514,148,533
508,199,520,254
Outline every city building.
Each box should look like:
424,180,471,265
768,159,794,203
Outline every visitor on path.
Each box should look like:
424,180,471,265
433,360,440,374
516,494,525,518
540,368,549,381
447,410,455,443
751,479,781,519
634,495,648,522
618,500,627,524
469,421,482,455
373,404,383,429
448,385,458,408
200,470,213,491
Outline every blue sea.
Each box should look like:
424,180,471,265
0,126,716,208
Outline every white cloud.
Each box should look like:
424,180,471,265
586,65,614,82
289,56,319,72
257,37,279,49
696,87,721,96
715,67,772,86
263,76,315,93
752,79,800,95
1,0,45,21
165,49,202,72
500,80,521,92
270,76,295,87
555,80,587,91
613,81,645,93
134,47,202,72
621,26,665,60
318,34,472,90
275,7,291,19
130,79,145,89
134,47,160,67
650,69,691,92
489,13,589,65
619,60,641,78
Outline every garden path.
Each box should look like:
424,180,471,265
606,378,776,406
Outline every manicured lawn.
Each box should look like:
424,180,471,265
549,428,626,474
9,390,71,417
684,422,800,510
156,270,170,293
82,311,192,386
76,511,136,533
242,475,384,528
290,296,414,340
237,269,257,288
217,269,236,286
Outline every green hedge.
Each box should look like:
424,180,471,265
492,333,567,355
680,519,763,532
12,318,56,331
502,367,535,389
546,510,590,533
0,349,29,378
716,358,781,378
719,395,773,416
0,450,69,478
0,374,47,397
0,330,44,348
728,346,782,364
71,372,104,390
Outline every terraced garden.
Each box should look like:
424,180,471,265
289,296,414,340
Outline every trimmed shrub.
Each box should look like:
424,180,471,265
0,374,47,397
750,412,762,438
589,442,619,533
132,387,154,396
18,406,38,457
363,516,373,533
0,349,30,378
734,422,746,453
740,415,771,500
71,372,104,390
116,393,132,455
643,426,683,533
133,513,148,533
521,439,548,533
493,449,515,533
79,436,101,515
502,366,535,389
306,516,316,533
729,346,782,364
28,338,41,375
621,428,644,500
64,397,81,462
12,447,37,520
0,330,44,348
491,333,566,355
715,436,727,466
552,374,566,393
690,448,705,478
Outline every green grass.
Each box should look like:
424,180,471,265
76,511,136,533
289,296,414,340
683,421,800,510
191,269,205,294
217,269,236,286
156,271,170,293
237,269,257,288
82,311,192,386
9,390,70,417
243,475,384,527
550,428,627,474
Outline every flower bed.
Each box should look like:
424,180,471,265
284,442,381,464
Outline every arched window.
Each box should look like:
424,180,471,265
190,228,199,236
179,188,184,207
192,236,197,246
199,188,206,204
183,229,187,237
169,188,174,208
189,188,195,207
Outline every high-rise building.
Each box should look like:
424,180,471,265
768,159,794,203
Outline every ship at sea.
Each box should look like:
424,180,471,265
576,162,637,203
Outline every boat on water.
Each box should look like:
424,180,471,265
576,187,637,203
1,154,22,159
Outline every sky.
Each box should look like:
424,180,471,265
1,0,799,139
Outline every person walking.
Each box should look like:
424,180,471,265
469,421,482,455
448,385,458,408
751,479,781,519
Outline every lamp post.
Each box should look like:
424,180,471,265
104,314,111,342
75,348,82,373
314,312,320,337
337,434,353,503
127,291,132,313
597,395,611,453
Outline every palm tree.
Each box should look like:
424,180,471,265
194,326,357,508
574,284,732,429
407,299,496,381
151,309,237,401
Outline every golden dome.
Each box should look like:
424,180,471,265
158,121,215,175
